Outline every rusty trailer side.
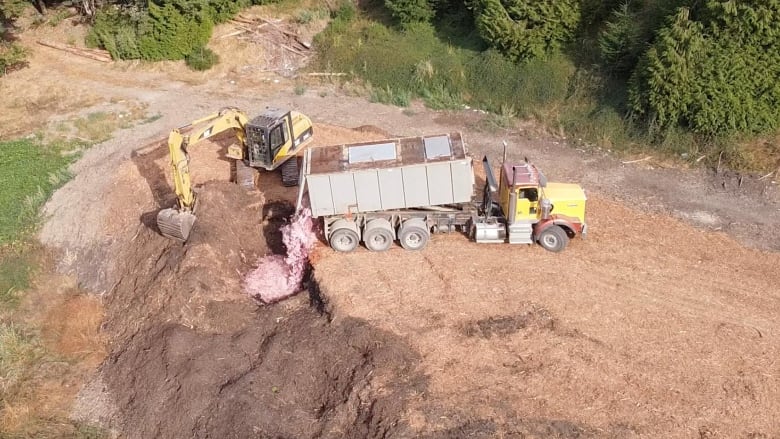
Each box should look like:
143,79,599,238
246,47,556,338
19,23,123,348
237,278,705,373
301,132,474,217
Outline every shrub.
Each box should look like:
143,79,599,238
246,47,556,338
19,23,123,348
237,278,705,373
87,6,144,59
630,4,780,135
185,45,219,70
138,2,213,61
295,9,315,24
0,41,27,75
0,0,27,21
333,1,355,22
87,0,238,62
384,0,434,26
469,0,581,61
208,0,249,23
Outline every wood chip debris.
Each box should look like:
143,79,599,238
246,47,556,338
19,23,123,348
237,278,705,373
227,14,312,76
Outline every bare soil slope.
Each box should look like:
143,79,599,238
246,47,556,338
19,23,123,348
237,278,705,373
62,123,780,439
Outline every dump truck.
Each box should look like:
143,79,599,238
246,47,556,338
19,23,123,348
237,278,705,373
295,132,587,252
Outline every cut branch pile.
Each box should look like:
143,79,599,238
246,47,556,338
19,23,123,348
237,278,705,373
37,40,113,63
227,15,312,76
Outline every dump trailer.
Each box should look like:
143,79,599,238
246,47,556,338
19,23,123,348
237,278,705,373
296,132,587,252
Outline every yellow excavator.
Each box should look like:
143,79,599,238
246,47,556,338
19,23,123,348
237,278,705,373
156,106,314,241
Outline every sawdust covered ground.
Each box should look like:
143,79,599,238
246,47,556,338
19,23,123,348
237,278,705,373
71,123,780,438
314,195,780,438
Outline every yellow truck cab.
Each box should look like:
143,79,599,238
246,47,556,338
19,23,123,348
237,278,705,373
490,161,587,252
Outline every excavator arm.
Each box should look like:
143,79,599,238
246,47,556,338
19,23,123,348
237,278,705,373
157,107,250,241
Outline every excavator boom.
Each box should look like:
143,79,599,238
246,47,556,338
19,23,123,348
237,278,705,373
156,107,249,241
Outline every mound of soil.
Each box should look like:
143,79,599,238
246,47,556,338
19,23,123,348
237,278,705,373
104,306,423,439
81,178,425,438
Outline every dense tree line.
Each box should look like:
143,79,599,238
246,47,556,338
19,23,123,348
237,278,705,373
385,0,780,137
629,1,779,135
3,0,779,138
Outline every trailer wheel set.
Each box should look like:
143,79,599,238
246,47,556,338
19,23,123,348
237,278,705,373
326,217,434,252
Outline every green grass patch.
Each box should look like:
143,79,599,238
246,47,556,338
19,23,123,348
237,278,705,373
0,138,82,311
314,18,573,115
72,111,135,143
369,84,411,107
0,249,34,307
141,113,163,124
0,324,45,396
0,138,82,245
0,137,107,437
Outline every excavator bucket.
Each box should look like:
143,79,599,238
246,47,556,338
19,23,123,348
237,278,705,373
156,208,197,242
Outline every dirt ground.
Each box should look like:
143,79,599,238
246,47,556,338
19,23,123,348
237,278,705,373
3,9,780,439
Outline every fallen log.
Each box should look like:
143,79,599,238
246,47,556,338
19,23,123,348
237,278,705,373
621,156,652,165
37,40,112,62
254,34,308,56
219,29,247,39
307,72,347,76
232,15,259,25
257,17,299,39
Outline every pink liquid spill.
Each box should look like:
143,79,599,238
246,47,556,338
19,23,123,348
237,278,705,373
244,208,318,304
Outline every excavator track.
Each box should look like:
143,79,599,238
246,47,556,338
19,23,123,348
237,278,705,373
281,157,299,187
157,208,197,242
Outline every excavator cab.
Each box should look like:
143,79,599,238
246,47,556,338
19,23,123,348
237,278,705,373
242,108,314,172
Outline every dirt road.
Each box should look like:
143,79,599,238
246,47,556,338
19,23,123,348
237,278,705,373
4,16,779,438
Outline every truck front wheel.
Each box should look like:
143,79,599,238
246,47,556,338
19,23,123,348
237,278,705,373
537,225,569,253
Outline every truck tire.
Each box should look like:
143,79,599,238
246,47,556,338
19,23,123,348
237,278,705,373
329,220,360,252
364,219,394,252
398,219,429,251
537,225,569,253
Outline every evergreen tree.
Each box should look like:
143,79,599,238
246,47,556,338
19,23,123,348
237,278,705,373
630,1,780,135
468,0,580,62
